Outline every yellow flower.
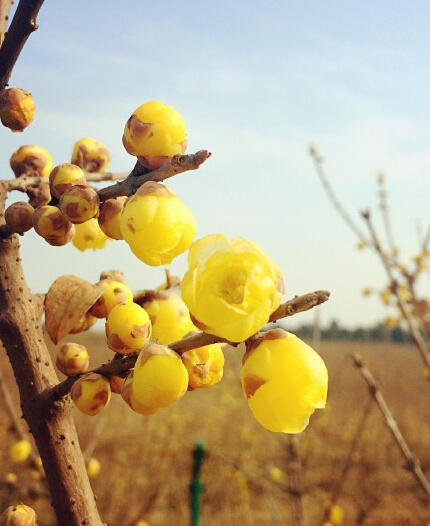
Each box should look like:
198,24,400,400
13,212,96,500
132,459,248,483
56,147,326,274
120,181,195,266
10,145,52,177
329,504,344,525
71,373,111,416
0,504,37,526
86,457,101,478
122,100,186,169
181,234,284,342
72,218,110,251
0,88,35,132
105,302,151,354
56,342,89,376
362,288,372,296
356,241,367,250
71,137,110,173
90,279,133,318
142,291,195,344
241,329,327,433
268,465,282,481
9,440,31,463
181,344,224,389
122,344,188,415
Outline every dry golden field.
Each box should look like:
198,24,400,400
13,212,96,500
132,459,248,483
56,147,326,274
1,334,430,526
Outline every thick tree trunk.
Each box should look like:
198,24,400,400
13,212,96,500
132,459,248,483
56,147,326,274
0,182,104,526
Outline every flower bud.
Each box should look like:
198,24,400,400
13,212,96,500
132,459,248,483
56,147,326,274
56,342,90,376
5,202,34,233
122,100,186,168
69,312,97,334
9,440,31,463
49,163,86,199
105,302,151,354
3,473,17,485
121,344,188,414
86,457,101,478
90,279,133,318
241,329,328,433
10,145,53,178
72,218,109,251
71,373,111,416
120,182,195,266
71,137,110,172
182,234,284,342
99,269,126,283
32,205,75,246
98,196,127,239
0,88,35,132
59,185,100,224
141,291,195,344
181,344,224,390
0,504,37,526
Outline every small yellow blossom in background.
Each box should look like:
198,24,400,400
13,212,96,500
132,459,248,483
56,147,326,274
9,440,31,463
362,287,372,296
383,316,399,329
380,289,391,305
3,473,17,484
356,241,367,250
135,521,149,526
268,465,282,481
86,457,101,478
423,368,430,379
328,504,344,525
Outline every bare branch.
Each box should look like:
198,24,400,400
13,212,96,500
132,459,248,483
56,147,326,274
0,0,46,90
352,352,430,498
361,210,430,372
0,0,13,46
98,150,211,202
309,145,369,245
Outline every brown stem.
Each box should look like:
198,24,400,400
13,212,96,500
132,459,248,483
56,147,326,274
0,182,103,526
0,0,45,90
0,0,13,46
352,352,430,498
97,150,211,202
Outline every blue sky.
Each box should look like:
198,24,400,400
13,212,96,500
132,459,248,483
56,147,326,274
2,1,430,327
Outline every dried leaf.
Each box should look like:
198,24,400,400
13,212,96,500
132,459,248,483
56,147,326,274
45,275,102,344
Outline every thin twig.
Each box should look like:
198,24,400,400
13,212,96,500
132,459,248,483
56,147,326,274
309,145,369,245
47,288,331,400
361,210,430,372
83,412,107,462
377,173,397,258
352,352,430,498
0,0,46,90
319,395,373,526
0,0,13,46
269,290,330,322
97,150,211,202
286,435,304,526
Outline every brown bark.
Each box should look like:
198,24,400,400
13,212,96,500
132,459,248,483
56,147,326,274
0,182,104,526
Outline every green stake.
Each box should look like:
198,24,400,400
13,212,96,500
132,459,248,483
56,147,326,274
189,440,206,526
